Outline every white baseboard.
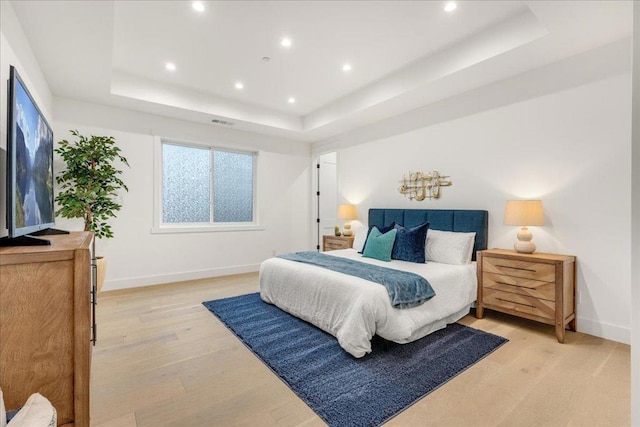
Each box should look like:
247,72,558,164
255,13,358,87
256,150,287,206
577,316,631,345
102,271,631,345
102,263,261,292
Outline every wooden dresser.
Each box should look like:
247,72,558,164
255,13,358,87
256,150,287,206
323,235,354,252
0,232,94,426
476,249,576,343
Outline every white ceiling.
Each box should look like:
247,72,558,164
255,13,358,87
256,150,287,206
10,1,633,142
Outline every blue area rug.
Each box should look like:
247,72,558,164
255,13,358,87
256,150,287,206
203,293,507,427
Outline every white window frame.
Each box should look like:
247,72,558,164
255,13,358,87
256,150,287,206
152,136,263,234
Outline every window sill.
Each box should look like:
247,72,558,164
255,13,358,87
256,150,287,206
151,224,265,234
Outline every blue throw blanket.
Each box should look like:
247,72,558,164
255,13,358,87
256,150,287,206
277,251,435,309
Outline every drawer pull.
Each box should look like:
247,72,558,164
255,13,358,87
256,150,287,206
495,297,536,309
495,281,517,287
495,264,537,273
494,281,534,290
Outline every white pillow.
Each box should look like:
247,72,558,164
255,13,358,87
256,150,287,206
352,225,368,253
1,388,6,427
425,229,476,265
6,394,56,427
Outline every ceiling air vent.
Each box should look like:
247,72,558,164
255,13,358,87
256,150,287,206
211,118,234,126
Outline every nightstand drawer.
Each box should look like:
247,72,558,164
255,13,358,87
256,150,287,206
483,288,555,320
483,273,556,301
322,235,354,252
325,241,350,250
483,257,555,282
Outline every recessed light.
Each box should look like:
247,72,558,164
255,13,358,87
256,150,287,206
165,62,176,72
192,1,205,12
342,63,352,72
288,97,296,104
444,1,457,12
235,82,244,90
281,38,292,48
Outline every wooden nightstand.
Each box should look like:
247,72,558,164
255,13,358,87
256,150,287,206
476,249,576,343
323,235,354,252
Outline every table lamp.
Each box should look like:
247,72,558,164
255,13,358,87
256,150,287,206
338,204,357,236
504,200,544,254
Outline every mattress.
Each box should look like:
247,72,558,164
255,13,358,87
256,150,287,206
259,248,477,358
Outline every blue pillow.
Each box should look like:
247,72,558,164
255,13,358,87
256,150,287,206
392,222,430,263
362,227,397,262
359,222,396,254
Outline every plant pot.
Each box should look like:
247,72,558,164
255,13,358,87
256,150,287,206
96,256,107,294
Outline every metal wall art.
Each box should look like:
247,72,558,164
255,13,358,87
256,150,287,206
398,170,452,201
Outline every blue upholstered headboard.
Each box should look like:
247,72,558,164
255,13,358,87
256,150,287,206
368,209,488,261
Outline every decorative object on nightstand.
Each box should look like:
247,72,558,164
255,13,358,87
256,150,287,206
476,249,576,343
338,204,357,236
504,199,544,254
323,235,354,252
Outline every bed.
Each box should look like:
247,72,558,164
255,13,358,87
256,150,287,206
260,208,488,358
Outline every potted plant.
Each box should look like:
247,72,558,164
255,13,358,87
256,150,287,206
55,130,129,292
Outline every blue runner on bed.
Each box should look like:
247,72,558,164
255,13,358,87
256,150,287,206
277,251,435,309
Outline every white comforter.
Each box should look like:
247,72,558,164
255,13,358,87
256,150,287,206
259,249,477,358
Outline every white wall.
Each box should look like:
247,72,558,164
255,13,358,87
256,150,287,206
2,0,635,356
1,0,313,292
0,0,54,237
630,2,639,424
321,58,631,344
54,98,312,291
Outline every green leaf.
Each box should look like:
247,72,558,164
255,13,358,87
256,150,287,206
55,130,129,239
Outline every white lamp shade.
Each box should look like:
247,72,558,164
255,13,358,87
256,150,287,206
338,204,357,220
504,200,544,226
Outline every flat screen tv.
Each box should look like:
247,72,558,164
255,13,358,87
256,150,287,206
1,65,55,246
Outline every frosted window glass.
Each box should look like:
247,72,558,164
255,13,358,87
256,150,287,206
162,144,211,223
213,150,254,222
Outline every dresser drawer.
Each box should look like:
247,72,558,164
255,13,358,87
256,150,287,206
483,257,555,282
483,288,555,320
483,273,555,301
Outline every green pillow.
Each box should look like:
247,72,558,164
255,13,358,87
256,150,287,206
362,227,397,262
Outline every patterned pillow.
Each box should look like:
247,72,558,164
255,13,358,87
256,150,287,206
6,393,56,427
391,222,430,263
1,388,6,427
362,227,397,262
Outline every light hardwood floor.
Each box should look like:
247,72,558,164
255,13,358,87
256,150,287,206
92,273,630,427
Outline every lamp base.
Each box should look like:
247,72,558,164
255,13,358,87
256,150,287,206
514,241,536,254
342,222,353,236
514,226,536,254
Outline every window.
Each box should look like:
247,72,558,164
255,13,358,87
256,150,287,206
162,143,211,223
155,139,259,232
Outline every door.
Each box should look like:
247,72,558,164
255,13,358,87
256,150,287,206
314,152,337,251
